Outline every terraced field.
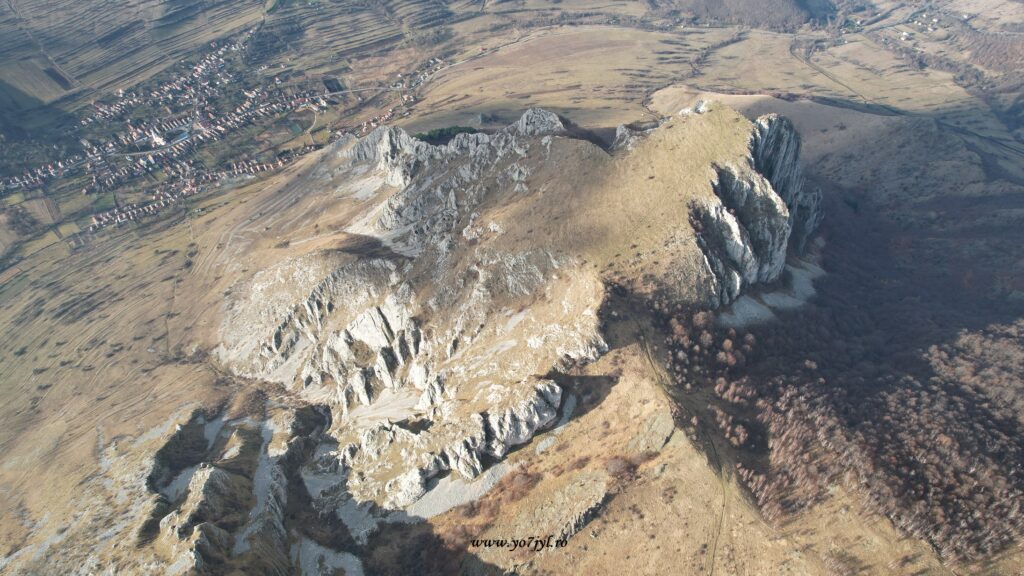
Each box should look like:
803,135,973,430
255,3,398,62
0,0,265,130
0,0,462,132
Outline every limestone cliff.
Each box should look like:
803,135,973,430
214,109,601,526
214,106,820,522
692,113,821,307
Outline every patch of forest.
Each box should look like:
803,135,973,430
645,196,1024,562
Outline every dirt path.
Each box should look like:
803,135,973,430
635,318,727,576
788,38,875,105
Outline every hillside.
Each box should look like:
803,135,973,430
652,0,837,29
0,105,829,574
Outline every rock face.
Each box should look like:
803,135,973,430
692,113,822,307
296,289,429,411
214,108,602,525
610,121,661,153
343,107,565,255
505,470,610,543
341,378,562,509
144,406,332,575
752,114,823,253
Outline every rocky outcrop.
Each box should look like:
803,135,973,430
208,106,814,549
159,465,243,542
503,470,610,545
692,112,822,307
515,107,565,135
345,107,564,256
297,290,435,413
611,120,661,153
626,410,675,455
211,110,607,523
217,256,402,385
751,115,804,210
340,126,436,188
147,406,331,575
751,114,822,253
341,378,563,510
482,379,561,459
693,165,790,306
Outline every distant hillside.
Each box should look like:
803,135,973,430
0,0,265,130
0,0,840,133
0,0,460,133
655,0,837,29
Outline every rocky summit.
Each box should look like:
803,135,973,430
99,104,820,574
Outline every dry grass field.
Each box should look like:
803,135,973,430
402,25,737,132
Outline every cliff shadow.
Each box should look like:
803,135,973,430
361,519,508,576
0,79,78,140
684,91,1024,561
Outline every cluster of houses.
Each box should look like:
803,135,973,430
117,117,193,149
202,158,286,181
88,179,201,231
84,36,250,125
911,12,947,33
358,98,415,135
360,106,402,134
1,156,84,192
354,57,448,135
85,92,145,122
65,84,324,199
82,142,198,195
4,44,442,197
396,57,448,90
2,86,318,195
117,88,323,158
5,41,457,242
205,88,325,135
87,152,297,232
5,38,254,196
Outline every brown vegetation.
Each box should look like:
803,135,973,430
655,298,1024,560
647,199,1024,561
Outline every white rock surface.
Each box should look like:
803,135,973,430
694,113,822,307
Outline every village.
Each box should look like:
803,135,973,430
1,33,449,237
356,57,447,135
71,87,327,196
0,31,325,197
